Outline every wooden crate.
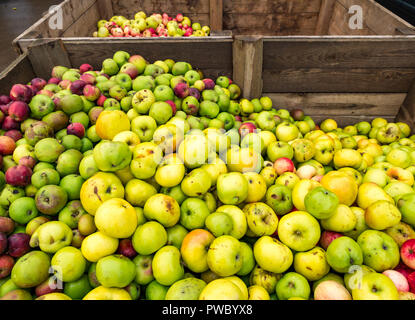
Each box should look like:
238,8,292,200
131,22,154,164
1,37,415,130
12,0,415,53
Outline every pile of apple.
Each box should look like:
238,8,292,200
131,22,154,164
93,11,210,38
1,50,415,301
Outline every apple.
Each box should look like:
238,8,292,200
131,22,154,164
207,235,242,277
401,239,415,269
273,157,295,176
326,236,363,273
319,231,344,250
304,186,338,219
7,233,30,258
181,229,215,273
383,269,409,292
253,236,292,274
243,202,278,237
277,211,320,252
276,272,310,300
352,273,399,300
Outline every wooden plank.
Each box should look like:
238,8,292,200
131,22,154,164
61,37,233,79
396,81,415,130
13,0,98,52
223,0,322,14
265,93,406,116
224,13,318,35
0,53,36,93
262,68,415,93
337,0,415,35
315,0,336,35
327,1,376,35
309,115,396,126
111,0,210,16
26,40,72,80
262,37,415,69
233,36,263,99
62,3,102,37
97,0,114,20
209,0,223,32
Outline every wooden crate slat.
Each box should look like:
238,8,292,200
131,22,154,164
0,53,36,93
263,37,415,69
315,0,336,35
223,0,322,14
265,92,406,116
111,0,210,16
262,68,415,93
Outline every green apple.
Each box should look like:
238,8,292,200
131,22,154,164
181,168,211,197
326,236,363,273
93,140,132,172
253,236,293,274
132,75,155,92
130,142,163,179
397,193,415,226
180,197,210,230
149,101,173,125
152,245,184,286
362,168,390,187
143,194,180,228
132,221,167,255
249,264,281,294
216,172,248,205
63,274,92,300
11,251,50,288
294,247,330,281
102,58,119,76
304,186,339,219
207,235,242,277
51,246,86,282
199,101,219,119
153,85,174,101
277,211,321,252
357,230,400,272
166,224,188,249
243,202,278,236
133,255,154,285
132,89,155,114
131,115,157,142
267,141,294,162
8,197,38,224
96,254,136,288
236,242,255,276
205,211,233,237
352,273,399,300
145,280,168,300
275,272,310,300
275,122,300,142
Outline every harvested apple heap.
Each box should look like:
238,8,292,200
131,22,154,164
1,50,415,301
93,11,210,38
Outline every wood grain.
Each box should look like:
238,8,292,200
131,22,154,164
0,53,35,93
210,0,223,31
315,0,336,35
262,37,415,69
262,68,415,93
265,92,405,116
62,37,233,79
223,0,322,14
396,80,415,129
336,0,415,35
233,36,263,99
111,0,209,16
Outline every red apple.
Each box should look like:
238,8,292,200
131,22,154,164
5,165,32,187
0,255,14,279
7,233,30,258
0,217,15,234
408,272,415,294
79,63,93,74
238,122,256,138
70,80,87,95
80,73,96,85
31,78,47,92
0,95,11,105
0,135,16,155
319,230,343,250
18,156,36,169
4,130,23,142
2,116,20,130
97,95,107,106
383,270,409,292
165,100,177,115
0,232,7,255
273,157,295,176
9,84,33,103
174,82,190,99
48,77,61,85
67,122,85,138
117,239,137,259
202,78,215,90
401,239,415,269
395,262,414,279
188,87,200,100
8,101,30,122
37,89,54,98
35,276,63,297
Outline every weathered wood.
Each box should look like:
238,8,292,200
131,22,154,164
62,37,233,79
13,0,98,52
233,36,263,99
223,13,319,35
396,80,415,130
315,0,336,35
223,0,322,14
209,0,223,32
336,0,415,35
111,0,210,16
327,1,376,35
263,68,415,93
262,36,415,69
62,3,102,37
0,53,36,93
266,93,406,116
26,40,71,80
97,0,114,20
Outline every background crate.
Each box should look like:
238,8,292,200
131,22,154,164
12,0,415,53
1,37,415,130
